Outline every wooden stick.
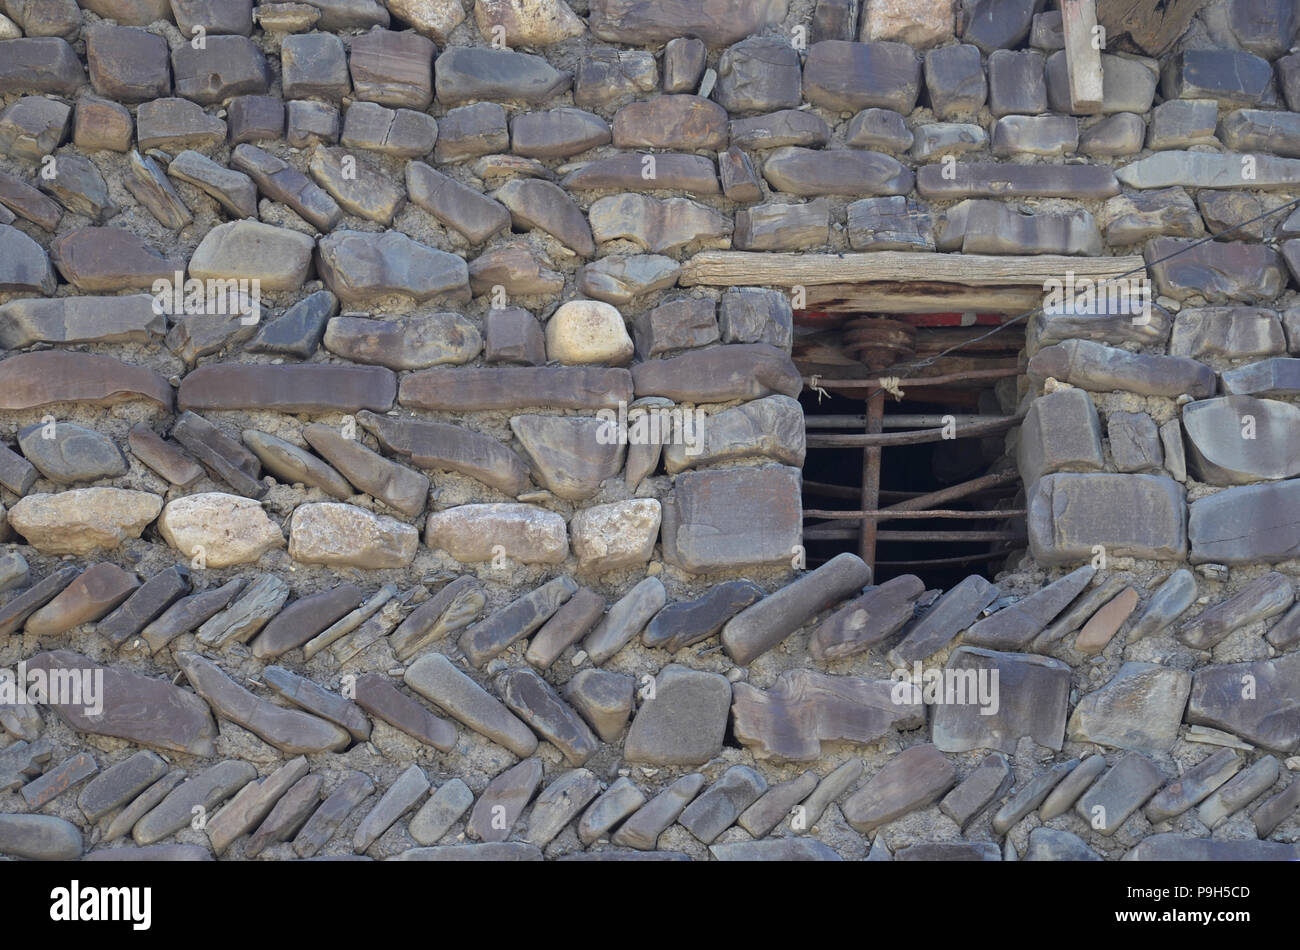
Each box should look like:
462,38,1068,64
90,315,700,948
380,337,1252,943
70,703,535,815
883,470,1021,512
804,368,1022,389
806,414,1021,447
804,509,1027,520
1061,0,1105,113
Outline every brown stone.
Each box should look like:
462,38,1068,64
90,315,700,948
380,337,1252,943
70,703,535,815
25,563,140,637
178,363,396,413
612,95,728,150
0,351,172,412
50,227,176,292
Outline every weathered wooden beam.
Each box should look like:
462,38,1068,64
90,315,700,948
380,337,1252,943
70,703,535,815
681,251,1146,288
1061,0,1104,113
799,284,1044,314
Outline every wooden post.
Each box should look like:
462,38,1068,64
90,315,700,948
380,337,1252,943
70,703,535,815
1061,0,1105,113
858,388,884,570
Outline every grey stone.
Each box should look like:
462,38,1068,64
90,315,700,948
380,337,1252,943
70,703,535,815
888,574,999,667
803,39,920,113
916,162,1119,200
354,764,427,852
293,771,373,858
938,199,1099,256
612,773,704,849
713,36,801,114
309,148,405,224
406,161,510,245
388,576,485,663
583,577,666,665
1145,747,1242,823
1145,100,1219,150
246,773,324,857
623,664,730,766
323,313,480,371
466,757,542,842
409,778,474,846
348,27,434,108
1183,396,1300,485
498,668,599,766
923,43,985,119
808,574,924,660
168,149,259,219
171,410,266,499
1187,653,1300,752
242,430,352,500
524,587,604,670
340,101,436,158
509,415,623,501
0,814,81,860
762,146,913,197
97,565,191,647
404,653,537,757
843,744,954,833
207,756,309,855
281,32,350,100
354,673,456,751
18,423,126,485
561,669,633,743
730,109,831,150
231,143,341,232
434,102,506,163
991,114,1078,157
573,47,657,109
678,766,766,844
1030,300,1173,351
1123,834,1299,861
484,307,546,365
140,578,245,654
965,567,1094,651
524,769,600,848
723,553,871,666
1025,828,1100,861
736,199,831,251
1108,411,1163,474
1038,753,1107,821
435,46,570,104
577,254,681,305
1189,479,1300,564
940,753,1012,830
987,49,1045,117
0,552,30,595
251,585,367,661
932,647,1072,754
644,580,764,652
732,668,924,762
1251,774,1300,837
1068,662,1192,753
286,99,339,148
578,776,646,845
1129,569,1197,641
663,36,706,93
1076,752,1164,836
1080,112,1146,157
392,843,543,861
459,576,575,668
263,665,370,740
78,750,168,823
133,760,256,846
991,758,1079,836
1179,571,1293,651
176,651,350,754
1222,357,1300,397
1029,339,1214,398
1162,49,1274,108
227,95,284,145
711,838,842,861
909,122,986,160
1028,472,1187,565
172,35,269,105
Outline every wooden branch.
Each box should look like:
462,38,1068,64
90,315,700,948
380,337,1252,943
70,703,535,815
804,368,1022,390
804,509,1027,520
883,470,1022,512
1061,0,1104,113
805,414,1021,447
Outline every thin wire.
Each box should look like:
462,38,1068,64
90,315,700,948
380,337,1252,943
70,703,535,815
846,193,1300,402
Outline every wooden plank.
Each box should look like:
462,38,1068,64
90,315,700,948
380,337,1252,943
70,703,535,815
680,251,1146,288
799,283,1043,314
1061,0,1104,113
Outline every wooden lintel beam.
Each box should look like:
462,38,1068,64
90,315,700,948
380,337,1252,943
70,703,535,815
1061,0,1105,114
680,251,1146,289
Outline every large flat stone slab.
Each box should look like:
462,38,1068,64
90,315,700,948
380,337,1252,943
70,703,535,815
1028,473,1187,564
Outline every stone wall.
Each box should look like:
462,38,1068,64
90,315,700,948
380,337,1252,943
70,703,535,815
0,0,1298,863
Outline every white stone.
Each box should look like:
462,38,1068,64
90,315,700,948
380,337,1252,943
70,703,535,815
8,488,163,555
861,0,955,47
425,503,568,564
545,300,634,364
158,492,285,567
387,0,467,41
474,0,586,46
288,502,418,568
570,499,661,572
